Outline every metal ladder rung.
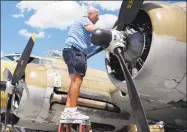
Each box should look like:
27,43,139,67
58,120,92,132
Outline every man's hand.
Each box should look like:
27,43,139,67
106,30,126,54
5,81,15,94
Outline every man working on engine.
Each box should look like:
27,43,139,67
60,6,100,121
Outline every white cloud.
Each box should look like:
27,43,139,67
12,13,24,18
96,1,122,11
36,31,45,38
95,14,118,29
81,1,122,11
14,1,119,30
16,1,56,13
15,1,87,30
19,29,46,38
12,1,55,18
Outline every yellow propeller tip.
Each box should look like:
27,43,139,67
31,33,36,43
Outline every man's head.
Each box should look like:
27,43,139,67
86,6,99,24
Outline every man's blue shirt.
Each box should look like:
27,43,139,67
64,16,97,55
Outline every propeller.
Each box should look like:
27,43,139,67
117,0,144,31
114,48,150,132
0,33,36,129
11,33,36,85
115,0,150,132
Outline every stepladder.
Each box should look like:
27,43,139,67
58,119,92,132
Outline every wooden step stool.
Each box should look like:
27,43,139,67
58,119,92,132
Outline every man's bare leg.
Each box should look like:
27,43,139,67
65,73,83,108
60,72,89,121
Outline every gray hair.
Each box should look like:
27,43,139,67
84,6,99,16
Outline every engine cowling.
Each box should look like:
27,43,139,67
105,2,186,101
11,63,62,123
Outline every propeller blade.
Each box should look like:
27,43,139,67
116,0,144,31
11,33,36,85
3,68,12,81
115,1,149,131
114,48,150,132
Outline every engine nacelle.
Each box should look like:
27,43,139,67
105,2,186,101
12,63,62,122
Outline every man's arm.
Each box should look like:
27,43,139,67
84,24,97,33
85,25,112,32
86,46,104,59
84,24,105,59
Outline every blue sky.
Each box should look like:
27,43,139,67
0,1,183,71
